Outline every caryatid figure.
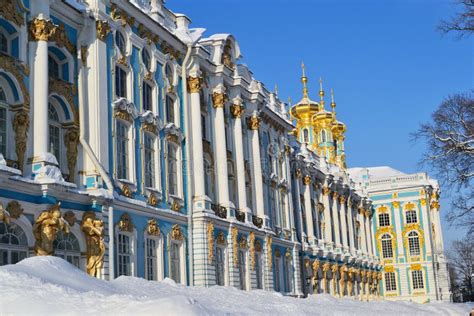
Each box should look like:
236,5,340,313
322,262,331,294
347,267,356,297
331,264,339,297
312,260,320,294
360,270,367,302
81,211,105,278
339,265,348,297
33,203,69,256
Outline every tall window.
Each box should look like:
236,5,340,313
406,210,418,224
142,82,152,112
303,128,309,143
166,95,175,123
408,231,421,256
53,231,80,268
274,256,281,292
145,237,159,281
117,233,132,276
144,133,156,188
201,115,207,140
115,31,126,55
0,31,8,54
48,103,61,162
255,252,263,289
48,54,60,80
167,143,178,196
284,256,292,293
116,120,129,179
215,247,225,286
381,234,393,258
170,242,181,283
115,66,127,98
412,270,424,290
0,221,28,266
238,250,246,290
378,213,390,227
384,272,397,292
141,48,151,71
321,130,327,143
0,98,6,156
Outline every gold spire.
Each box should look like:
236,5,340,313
301,62,309,99
331,89,336,119
319,77,325,109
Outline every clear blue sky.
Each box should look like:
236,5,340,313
168,0,473,246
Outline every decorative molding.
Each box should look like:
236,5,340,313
266,235,272,270
113,98,137,123
0,54,30,108
6,200,23,219
207,222,214,263
29,18,56,41
303,175,311,185
110,4,135,27
12,110,29,173
49,79,79,123
212,92,226,108
65,128,79,182
118,213,133,232
187,76,202,93
146,218,160,236
231,227,238,267
230,104,244,119
140,111,162,135
404,202,416,210
148,193,158,207
137,23,159,44
170,224,184,241
96,20,111,41
248,114,260,130
322,186,330,196
216,231,226,245
248,232,255,270
392,201,400,208
52,23,76,54
121,184,132,198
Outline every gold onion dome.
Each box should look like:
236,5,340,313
289,62,320,122
330,89,346,136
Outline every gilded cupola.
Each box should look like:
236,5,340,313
289,63,347,169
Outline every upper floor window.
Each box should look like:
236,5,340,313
115,66,127,98
165,63,173,86
201,114,207,140
142,82,152,112
406,210,418,224
143,133,156,188
412,270,424,290
378,213,390,227
167,143,178,196
145,236,162,281
115,31,126,55
166,95,175,123
116,120,129,179
53,231,80,268
321,130,327,143
0,221,28,266
408,231,421,256
215,246,225,286
381,233,393,258
0,31,8,54
142,48,151,71
48,103,61,162
48,54,61,80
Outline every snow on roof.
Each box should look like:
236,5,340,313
348,166,406,183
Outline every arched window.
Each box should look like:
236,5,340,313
378,213,390,227
303,128,309,143
381,233,393,258
406,210,418,224
48,103,61,163
48,54,61,80
0,31,8,54
408,231,421,256
215,246,225,286
53,231,80,268
0,221,28,266
115,31,126,55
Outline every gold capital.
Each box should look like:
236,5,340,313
212,92,226,108
230,104,244,118
96,20,111,41
187,76,202,93
29,18,56,41
303,175,311,185
248,115,260,130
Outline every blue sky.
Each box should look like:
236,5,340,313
168,0,473,246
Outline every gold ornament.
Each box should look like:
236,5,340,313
63,211,76,227
420,198,426,206
248,232,255,270
230,104,245,119
148,193,158,207
0,0,25,26
81,211,105,277
13,110,29,173
322,186,330,196
29,18,56,41
80,46,88,65
146,218,160,236
295,169,302,178
303,175,311,185
51,23,76,54
0,55,30,107
216,231,226,245
339,195,346,204
231,227,238,267
266,235,272,270
110,4,135,27
118,213,133,232
49,79,79,123
171,200,181,212
255,240,262,252
392,201,400,208
187,76,202,93
121,184,132,198
6,200,23,219
430,200,440,210
212,92,227,108
33,203,69,256
339,265,348,297
404,202,416,210
0,203,10,224
137,24,159,44
65,128,79,182
170,224,184,241
207,222,214,263
96,20,111,41
248,115,260,130
239,235,248,249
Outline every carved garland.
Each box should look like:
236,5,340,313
207,222,214,263
248,232,256,270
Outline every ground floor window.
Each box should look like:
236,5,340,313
145,237,162,281
412,270,424,290
384,272,397,292
117,233,132,276
274,256,281,292
170,242,181,283
255,253,263,289
0,222,28,266
53,231,80,268
238,250,246,290
284,256,292,293
215,247,225,286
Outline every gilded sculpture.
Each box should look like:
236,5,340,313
347,267,356,297
248,114,260,130
212,92,227,108
146,219,160,236
230,104,244,119
207,222,214,263
0,0,25,26
148,193,158,207
171,224,184,241
118,213,133,232
216,231,226,245
0,203,10,224
303,175,311,185
65,128,79,182
266,235,272,270
187,76,202,93
339,265,348,297
29,18,56,41
81,211,105,278
312,260,320,293
6,200,23,219
13,110,29,172
248,231,255,270
231,227,238,266
322,262,331,293
331,264,339,296
96,20,111,41
121,184,133,198
33,203,69,256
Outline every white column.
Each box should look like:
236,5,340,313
348,204,356,253
212,88,230,208
431,201,444,253
358,207,367,254
332,191,341,246
322,187,333,244
188,75,206,202
420,199,433,257
249,112,265,221
364,212,371,255
230,100,247,212
339,195,349,249
303,175,315,244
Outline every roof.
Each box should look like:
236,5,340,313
348,166,406,183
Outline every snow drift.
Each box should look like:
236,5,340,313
0,257,471,315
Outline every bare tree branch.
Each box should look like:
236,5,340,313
438,0,474,38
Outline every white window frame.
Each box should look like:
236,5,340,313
165,93,178,126
143,131,160,190
144,233,164,281
215,245,227,286
115,229,137,277
238,249,248,291
114,118,135,182
255,252,263,289
166,140,182,198
378,213,390,227
274,255,283,292
411,270,424,290
0,220,28,266
168,239,186,284
381,233,393,259
408,231,421,256
384,271,397,292
405,210,418,224
0,99,10,159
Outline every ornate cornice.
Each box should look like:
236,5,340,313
111,4,135,27
29,18,56,41
138,23,159,44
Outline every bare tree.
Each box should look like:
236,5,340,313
448,237,474,302
438,0,474,37
413,91,474,234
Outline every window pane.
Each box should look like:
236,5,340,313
115,66,127,98
143,82,152,112
168,144,178,195
116,121,129,179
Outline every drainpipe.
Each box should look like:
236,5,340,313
77,14,115,279
181,42,194,286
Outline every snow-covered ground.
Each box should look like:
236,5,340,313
0,257,471,316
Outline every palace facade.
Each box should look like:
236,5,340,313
0,0,449,302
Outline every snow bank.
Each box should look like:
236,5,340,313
0,257,471,315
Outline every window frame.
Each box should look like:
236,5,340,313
412,270,424,290
215,245,226,286
143,131,159,190
378,213,390,227
115,64,128,99
166,141,181,198
115,119,132,181
116,229,137,277
144,233,163,281
384,272,397,292
408,231,421,256
169,240,185,284
405,210,418,224
381,233,394,259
